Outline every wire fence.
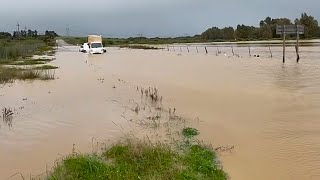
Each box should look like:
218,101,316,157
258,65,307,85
164,44,320,59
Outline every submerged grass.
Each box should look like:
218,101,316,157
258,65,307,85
0,66,55,84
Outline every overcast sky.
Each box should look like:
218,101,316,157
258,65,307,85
0,0,319,37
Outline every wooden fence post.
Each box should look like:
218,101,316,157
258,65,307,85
269,47,273,58
283,25,286,63
296,25,300,63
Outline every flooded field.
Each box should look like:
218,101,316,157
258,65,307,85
1,44,320,179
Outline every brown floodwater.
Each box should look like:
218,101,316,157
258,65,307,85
1,43,320,179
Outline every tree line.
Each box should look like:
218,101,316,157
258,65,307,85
0,30,58,40
201,13,320,41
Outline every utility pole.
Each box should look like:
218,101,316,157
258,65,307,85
66,25,70,37
16,22,20,41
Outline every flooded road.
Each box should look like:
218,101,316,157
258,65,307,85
1,44,320,179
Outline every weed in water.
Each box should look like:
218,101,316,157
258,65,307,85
20,70,41,79
49,154,108,180
2,107,13,127
0,67,55,84
182,127,200,139
40,70,55,80
178,145,227,180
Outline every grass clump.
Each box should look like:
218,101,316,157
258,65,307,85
182,127,199,139
49,139,227,180
33,65,58,70
178,145,226,179
49,154,109,180
103,142,179,179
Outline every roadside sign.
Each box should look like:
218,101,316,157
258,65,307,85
276,25,304,63
276,25,304,35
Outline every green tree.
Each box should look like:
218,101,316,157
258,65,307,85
269,18,292,38
265,16,272,25
235,25,258,40
222,27,235,40
296,13,320,38
258,25,272,39
201,27,223,40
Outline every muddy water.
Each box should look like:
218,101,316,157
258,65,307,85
1,45,320,179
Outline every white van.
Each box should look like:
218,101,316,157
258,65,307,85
80,43,90,53
88,35,105,54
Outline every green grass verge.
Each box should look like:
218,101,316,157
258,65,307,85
0,39,54,59
119,44,163,50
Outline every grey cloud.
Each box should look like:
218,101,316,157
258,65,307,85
0,0,319,37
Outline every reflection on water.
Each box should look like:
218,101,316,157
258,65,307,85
274,64,303,91
1,45,320,179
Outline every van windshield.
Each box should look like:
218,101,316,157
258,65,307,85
91,43,102,48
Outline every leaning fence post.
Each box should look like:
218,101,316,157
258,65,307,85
269,47,273,58
205,47,208,54
231,47,234,56
187,46,189,52
248,47,251,57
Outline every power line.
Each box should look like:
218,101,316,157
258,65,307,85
66,25,70,36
